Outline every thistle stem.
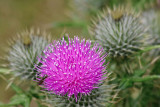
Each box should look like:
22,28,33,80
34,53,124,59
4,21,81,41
130,75,160,82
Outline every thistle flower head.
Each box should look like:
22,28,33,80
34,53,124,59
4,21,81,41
7,29,50,80
91,6,147,61
36,36,108,100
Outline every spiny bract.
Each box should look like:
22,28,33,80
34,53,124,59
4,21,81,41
36,36,108,101
91,7,147,60
45,82,116,107
7,29,50,80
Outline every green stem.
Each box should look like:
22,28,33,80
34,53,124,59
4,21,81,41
0,68,10,74
139,45,160,54
130,75,160,82
52,21,87,28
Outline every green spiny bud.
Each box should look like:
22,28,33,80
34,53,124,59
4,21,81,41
7,29,51,80
90,6,147,61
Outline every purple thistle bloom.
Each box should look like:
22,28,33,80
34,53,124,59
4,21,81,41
36,36,108,101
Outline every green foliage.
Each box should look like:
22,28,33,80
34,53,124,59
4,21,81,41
0,83,31,107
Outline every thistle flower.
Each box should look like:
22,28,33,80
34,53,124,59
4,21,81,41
36,36,108,101
91,7,147,61
7,29,50,80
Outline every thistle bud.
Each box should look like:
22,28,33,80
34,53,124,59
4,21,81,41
91,6,147,61
7,29,50,80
